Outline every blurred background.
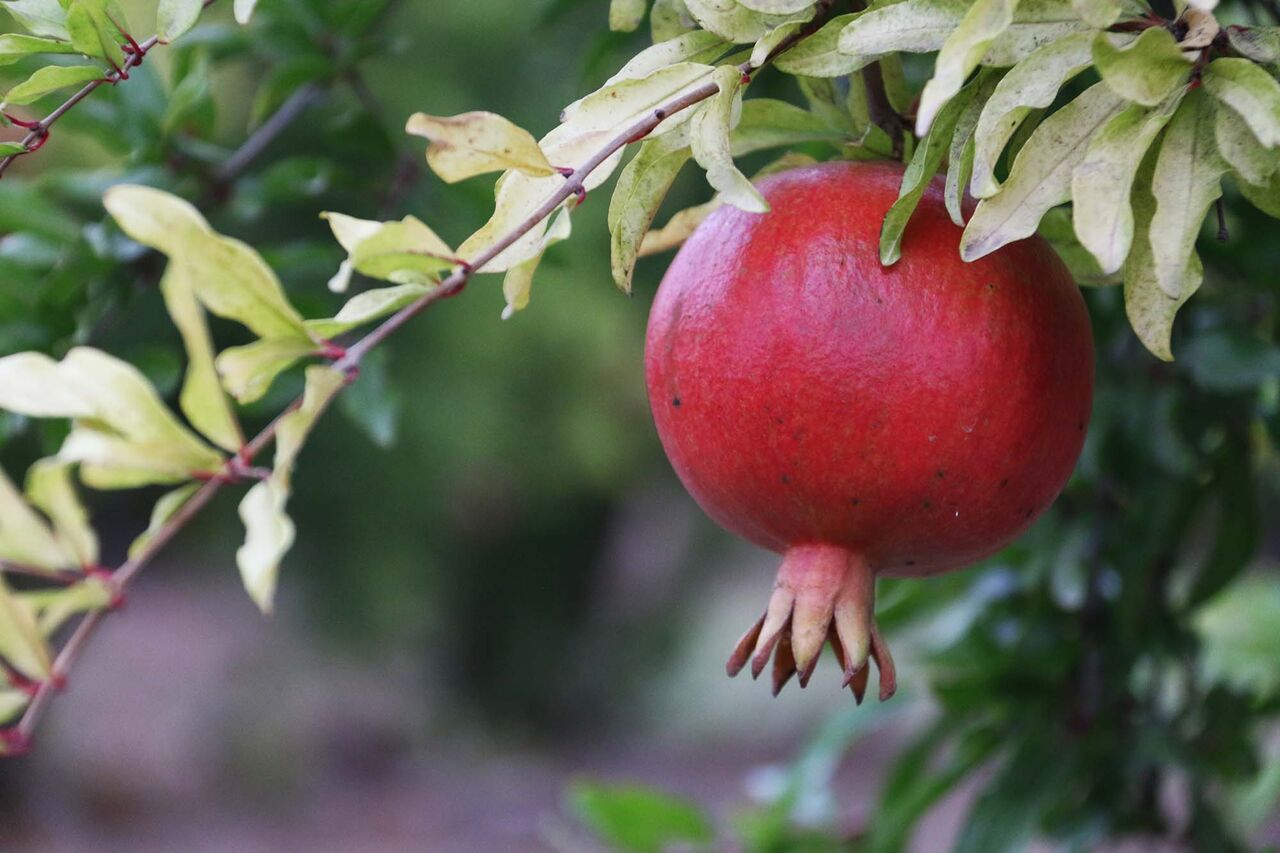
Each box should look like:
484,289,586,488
0,0,1277,850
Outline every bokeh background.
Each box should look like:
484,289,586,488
0,1,1278,850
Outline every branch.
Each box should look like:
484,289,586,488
215,83,325,184
848,0,905,157
3,17,826,754
0,0,219,179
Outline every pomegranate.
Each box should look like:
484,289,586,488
645,161,1094,701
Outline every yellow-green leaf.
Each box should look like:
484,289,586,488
25,459,97,569
405,111,558,183
4,63,102,105
0,576,49,679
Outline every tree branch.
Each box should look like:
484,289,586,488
215,83,325,184
2,17,826,754
0,0,220,179
848,0,905,157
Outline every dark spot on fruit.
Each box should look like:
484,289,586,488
850,498,861,506
986,282,997,292
672,397,682,407
999,478,1009,489
1077,421,1085,432
775,416,785,425
935,469,946,479
780,474,791,484
922,500,932,509
905,560,917,567
875,296,884,304
1024,507,1034,518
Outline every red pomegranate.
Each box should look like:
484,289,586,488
645,160,1094,701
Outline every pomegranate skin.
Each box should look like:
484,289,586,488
645,160,1094,580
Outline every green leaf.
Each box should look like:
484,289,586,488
405,111,558,183
503,204,573,317
337,349,399,449
0,689,27,725
1092,28,1192,107
962,82,1125,261
155,0,203,41
128,483,198,559
1149,89,1225,299
916,0,1019,135
3,64,102,105
215,337,318,405
0,348,224,487
732,97,846,154
20,577,111,635
159,265,244,454
608,30,729,84
1124,158,1201,361
750,16,807,68
772,12,862,76
0,466,75,571
1071,0,1119,28
970,31,1094,199
1215,102,1279,186
0,576,48,679
233,0,258,24
237,366,344,614
651,0,696,41
837,0,959,63
24,459,97,569
739,0,814,12
104,185,310,341
944,74,995,225
883,74,992,264
1201,58,1280,148
567,781,714,853
1225,25,1280,66
1038,206,1119,285
1237,169,1280,217
0,33,78,66
66,0,126,66
683,0,797,43
1072,93,1183,274
640,198,722,255
1,0,69,39
610,0,647,31
562,62,716,134
321,212,456,289
1195,573,1280,700
691,65,769,213
305,283,431,339
609,136,691,293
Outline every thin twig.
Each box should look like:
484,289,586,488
0,0,220,178
848,0,905,157
215,83,325,184
4,16,827,753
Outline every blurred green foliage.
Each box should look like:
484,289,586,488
0,0,1276,849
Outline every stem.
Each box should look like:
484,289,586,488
848,0,905,157
0,0,220,178
215,83,325,184
4,14,829,752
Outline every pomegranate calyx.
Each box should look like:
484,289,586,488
726,544,896,703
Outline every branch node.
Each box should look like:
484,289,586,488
554,166,575,178
317,341,347,361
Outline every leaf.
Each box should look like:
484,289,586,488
560,62,716,134
0,689,27,725
305,283,431,339
233,0,258,24
159,265,244,454
607,30,728,84
3,64,102,105
21,577,111,635
156,0,204,42
731,98,846,154
962,82,1125,260
1201,58,1280,148
0,348,224,487
568,782,714,853
1072,93,1183,274
1071,0,1119,28
0,34,79,66
1149,89,1225,298
772,13,862,76
882,74,990,264
1092,28,1192,107
237,366,344,614
128,483,198,559
916,0,1019,135
25,460,97,569
0,466,74,571
691,65,769,213
610,0,648,31
970,31,1094,199
837,0,960,62
682,0,796,43
0,576,48,679
651,0,696,41
944,75,995,225
215,337,318,405
1215,100,1278,186
1225,25,1280,67
1,0,69,39
405,112,558,183
982,0,1092,66
66,0,126,66
321,212,456,287
640,198,722,255
337,349,399,448
1195,573,1280,700
749,17,807,68
738,0,814,12
104,186,310,341
1038,207,1120,285
503,204,573,317
609,136,691,293
1237,169,1280,217
1124,158,1201,360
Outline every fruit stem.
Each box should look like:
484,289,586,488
726,544,896,702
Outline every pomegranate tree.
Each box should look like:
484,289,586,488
645,161,1095,701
